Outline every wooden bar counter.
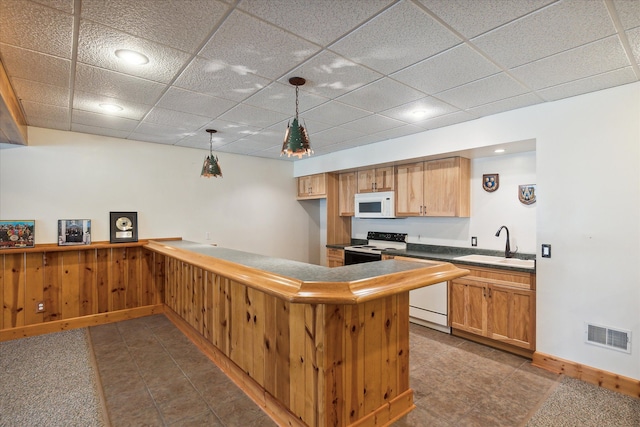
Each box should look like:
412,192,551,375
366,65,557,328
145,240,469,427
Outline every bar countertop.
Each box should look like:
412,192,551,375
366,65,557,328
146,240,469,304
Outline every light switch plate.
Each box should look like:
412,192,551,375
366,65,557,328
542,244,551,258
471,237,477,247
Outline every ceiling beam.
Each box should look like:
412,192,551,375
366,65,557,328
0,60,27,146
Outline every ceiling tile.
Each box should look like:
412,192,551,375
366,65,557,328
143,107,212,131
199,10,321,80
436,73,529,110
537,67,638,102
75,64,167,104
473,0,616,68
391,44,500,95
413,110,477,130
511,36,630,90
379,96,459,122
336,78,425,112
198,119,263,145
11,78,70,107
0,0,74,58
81,0,230,53
242,81,329,115
282,51,383,99
329,1,461,74
73,90,152,120
0,44,71,87
71,123,133,140
238,0,395,46
613,0,640,30
31,0,75,14
303,101,370,126
467,93,543,118
72,109,139,131
156,87,236,118
132,121,193,140
128,131,181,145
77,21,192,84
627,26,640,64
218,104,289,129
418,0,554,38
311,126,367,146
21,101,70,128
174,56,271,101
340,114,405,134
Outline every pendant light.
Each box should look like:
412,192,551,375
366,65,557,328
201,129,223,178
281,77,313,158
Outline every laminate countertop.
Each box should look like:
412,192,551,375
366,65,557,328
145,240,469,304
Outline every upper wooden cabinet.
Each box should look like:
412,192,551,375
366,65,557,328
297,173,327,199
396,157,470,217
338,172,357,216
357,166,394,193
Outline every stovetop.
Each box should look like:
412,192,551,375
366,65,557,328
345,232,407,254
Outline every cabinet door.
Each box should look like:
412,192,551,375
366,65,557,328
357,169,376,193
423,157,470,217
297,176,311,198
375,167,394,192
488,285,535,350
309,174,326,196
395,163,423,216
449,279,487,336
339,172,356,216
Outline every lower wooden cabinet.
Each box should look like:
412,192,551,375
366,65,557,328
450,265,535,352
326,248,344,267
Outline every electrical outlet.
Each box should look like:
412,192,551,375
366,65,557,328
471,237,477,247
541,244,551,258
36,301,45,313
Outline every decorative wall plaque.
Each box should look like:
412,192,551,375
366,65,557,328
518,184,536,205
482,174,499,192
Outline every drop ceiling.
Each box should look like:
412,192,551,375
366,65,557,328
1,0,638,160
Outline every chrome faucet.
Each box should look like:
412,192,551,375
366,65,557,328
495,226,517,258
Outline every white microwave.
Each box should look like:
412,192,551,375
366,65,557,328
354,191,396,218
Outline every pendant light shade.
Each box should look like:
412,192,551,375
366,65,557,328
201,129,222,178
281,77,313,158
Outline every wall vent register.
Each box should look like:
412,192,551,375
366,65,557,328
585,322,631,353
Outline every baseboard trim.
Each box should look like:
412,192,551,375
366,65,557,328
0,305,164,342
532,351,640,399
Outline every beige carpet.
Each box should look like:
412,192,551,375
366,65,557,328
526,376,640,427
0,329,107,427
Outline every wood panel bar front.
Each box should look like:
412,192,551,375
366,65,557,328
150,241,469,427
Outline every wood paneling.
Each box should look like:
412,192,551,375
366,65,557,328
1,241,168,340
162,254,415,427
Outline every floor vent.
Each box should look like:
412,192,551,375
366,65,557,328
585,323,631,353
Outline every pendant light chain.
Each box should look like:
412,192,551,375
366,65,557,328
295,84,300,120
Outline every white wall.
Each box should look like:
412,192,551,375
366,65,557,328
352,152,537,253
295,82,640,381
0,127,313,262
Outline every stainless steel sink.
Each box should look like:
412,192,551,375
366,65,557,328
453,254,534,269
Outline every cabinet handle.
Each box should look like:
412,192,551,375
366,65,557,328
420,206,423,214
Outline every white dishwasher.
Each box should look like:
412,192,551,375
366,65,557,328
409,281,450,333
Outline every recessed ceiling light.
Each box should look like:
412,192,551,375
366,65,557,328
494,148,506,153
115,49,149,65
99,103,123,113
411,109,428,118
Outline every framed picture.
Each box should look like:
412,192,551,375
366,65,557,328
110,212,138,243
0,220,35,249
58,219,91,246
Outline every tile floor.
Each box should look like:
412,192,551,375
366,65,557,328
89,315,560,426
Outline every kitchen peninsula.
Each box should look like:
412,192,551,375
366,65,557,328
145,240,469,427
